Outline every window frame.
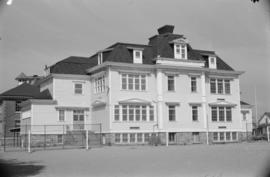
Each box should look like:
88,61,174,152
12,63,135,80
168,105,176,121
192,106,198,121
74,83,83,95
167,75,175,91
121,74,146,91
191,77,197,92
59,110,65,122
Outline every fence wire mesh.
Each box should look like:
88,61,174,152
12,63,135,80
1,123,102,152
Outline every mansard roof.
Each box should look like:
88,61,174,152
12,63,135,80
49,25,235,75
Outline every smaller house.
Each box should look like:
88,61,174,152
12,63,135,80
0,75,51,138
256,112,270,137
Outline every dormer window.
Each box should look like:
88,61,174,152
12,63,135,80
174,43,187,59
98,52,103,65
208,56,216,69
133,50,143,64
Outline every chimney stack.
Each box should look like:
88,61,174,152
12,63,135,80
157,25,174,34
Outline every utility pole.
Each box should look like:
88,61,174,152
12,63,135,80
254,86,258,127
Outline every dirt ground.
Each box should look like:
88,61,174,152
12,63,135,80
1,142,270,177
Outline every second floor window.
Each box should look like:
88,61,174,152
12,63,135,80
59,110,65,121
74,83,82,94
192,106,198,121
73,110,84,121
168,76,175,91
211,106,232,122
121,74,146,91
210,78,231,94
191,77,197,92
94,76,105,93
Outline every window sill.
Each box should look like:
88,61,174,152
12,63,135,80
210,93,232,95
112,121,156,123
120,89,147,92
211,121,232,123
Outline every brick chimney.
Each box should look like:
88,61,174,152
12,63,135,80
157,25,174,34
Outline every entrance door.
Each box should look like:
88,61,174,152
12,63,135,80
73,110,85,130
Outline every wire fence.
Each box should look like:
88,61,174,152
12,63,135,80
1,123,102,152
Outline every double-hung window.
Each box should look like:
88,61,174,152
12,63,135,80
114,105,120,121
94,76,105,93
121,74,146,91
210,78,231,94
192,106,198,121
59,110,65,121
191,77,197,92
168,76,175,91
74,83,82,94
211,106,233,122
168,105,176,121
73,110,84,121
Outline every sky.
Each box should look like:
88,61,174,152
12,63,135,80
0,0,269,119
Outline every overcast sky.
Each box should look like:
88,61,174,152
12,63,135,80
0,0,269,118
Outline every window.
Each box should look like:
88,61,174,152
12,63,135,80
129,105,134,121
169,132,176,142
149,106,154,121
210,78,231,94
130,133,136,143
232,132,237,140
219,107,225,121
133,50,143,64
213,132,218,141
226,132,231,141
211,107,217,122
226,107,232,122
122,105,127,121
115,133,121,143
94,76,105,93
135,106,140,121
74,83,82,94
174,43,186,59
122,133,128,143
57,135,63,144
15,101,22,112
217,79,223,94
191,77,197,92
59,110,65,121
211,106,233,122
137,133,143,143
210,79,216,94
142,106,147,121
192,106,198,121
168,105,176,121
73,110,84,121
213,132,238,142
168,76,175,91
98,52,103,65
122,74,127,90
224,80,231,94
121,74,146,91
209,57,216,69
114,105,120,121
15,120,20,127
116,104,154,122
144,133,150,142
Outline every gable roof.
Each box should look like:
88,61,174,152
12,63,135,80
0,83,52,102
49,56,96,75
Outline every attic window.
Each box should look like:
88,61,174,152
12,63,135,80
98,52,103,65
208,56,216,69
133,50,143,64
174,43,187,59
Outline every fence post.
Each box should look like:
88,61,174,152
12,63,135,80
3,123,6,152
44,125,46,150
246,121,248,141
266,125,270,142
86,129,89,150
166,132,169,147
99,123,102,145
62,125,65,149
28,129,31,153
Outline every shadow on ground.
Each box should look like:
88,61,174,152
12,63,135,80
0,159,44,177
